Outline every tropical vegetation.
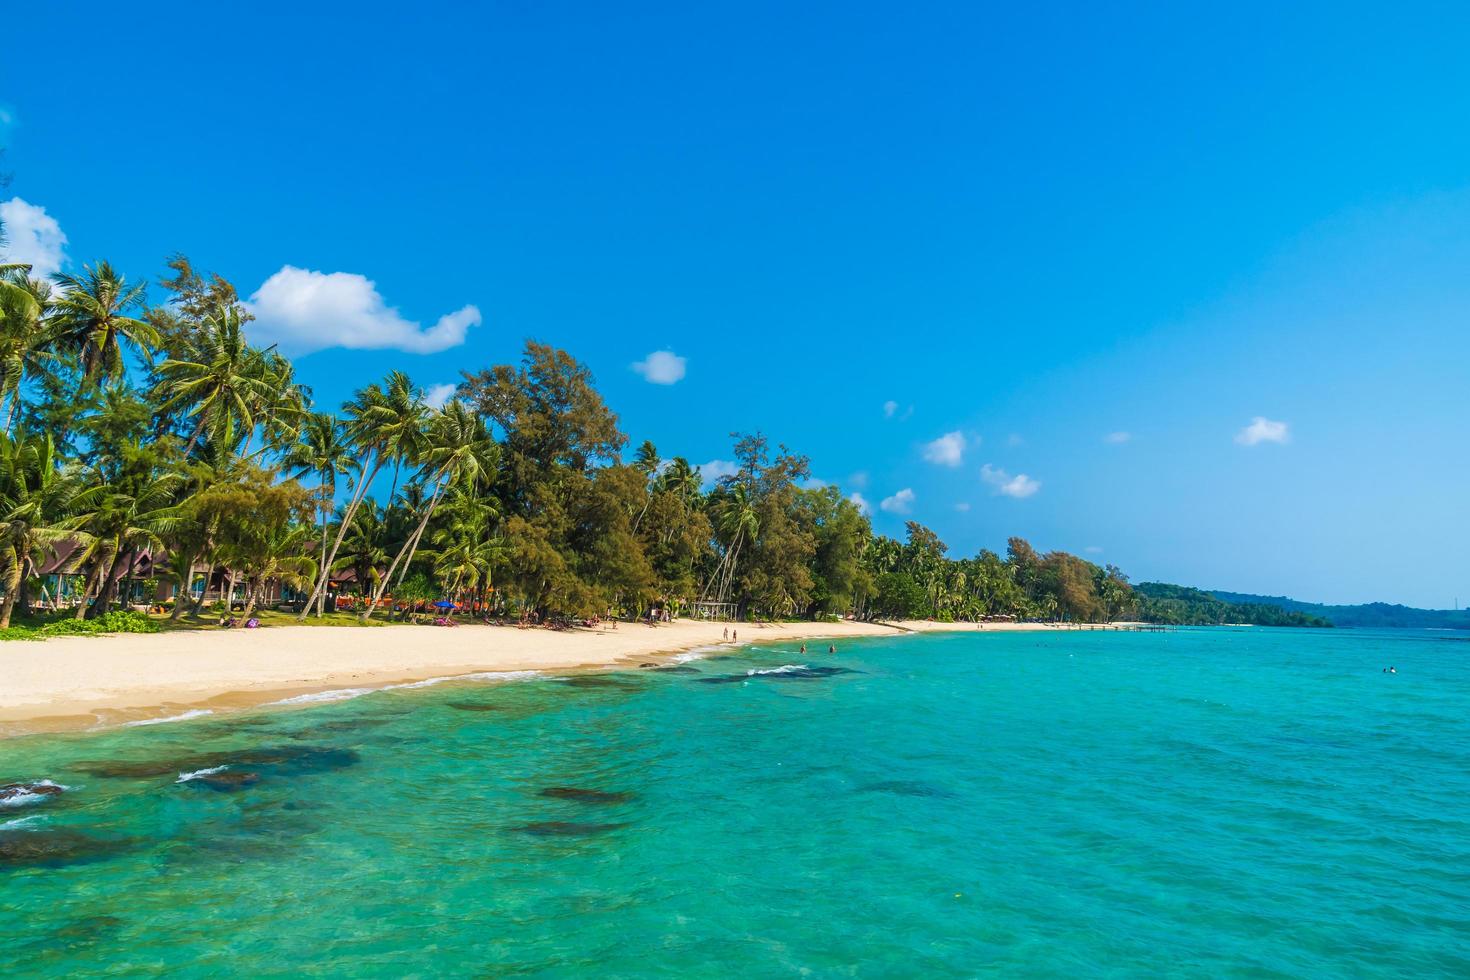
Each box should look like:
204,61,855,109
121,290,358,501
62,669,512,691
0,235,1318,632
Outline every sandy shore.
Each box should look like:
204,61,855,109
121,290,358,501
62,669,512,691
0,618,1131,735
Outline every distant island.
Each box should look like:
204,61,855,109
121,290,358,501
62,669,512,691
1134,584,1333,628
1207,591,1470,630
1136,583,1470,629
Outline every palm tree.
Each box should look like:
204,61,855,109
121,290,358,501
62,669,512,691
427,484,506,613
706,483,758,603
331,502,391,609
160,549,202,621
235,522,315,618
0,432,94,627
361,400,496,621
0,274,58,432
431,524,507,611
284,413,359,617
297,371,425,621
657,457,702,503
48,262,159,385
76,466,184,618
153,303,280,455
248,351,310,461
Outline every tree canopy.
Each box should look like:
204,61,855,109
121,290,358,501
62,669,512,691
0,237,1320,630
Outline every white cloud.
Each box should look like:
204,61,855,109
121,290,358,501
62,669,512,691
849,492,872,515
244,265,480,355
1085,545,1103,554
849,470,870,489
922,430,967,467
954,502,971,512
1104,431,1132,444
880,488,915,514
632,349,687,385
1007,433,1025,447
699,459,738,487
1235,416,1289,446
883,400,913,420
0,197,68,279
424,383,457,409
981,463,1041,499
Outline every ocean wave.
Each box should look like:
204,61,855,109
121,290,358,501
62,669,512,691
672,647,721,664
0,815,45,830
266,670,541,707
177,765,230,783
384,670,540,691
124,709,215,727
0,780,69,808
747,664,810,676
268,688,374,706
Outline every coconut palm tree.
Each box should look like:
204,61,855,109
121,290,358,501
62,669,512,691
706,482,758,603
153,303,280,455
297,371,426,620
361,400,496,621
331,502,391,609
427,488,506,612
0,432,95,627
0,274,59,432
284,413,359,617
159,550,202,620
75,465,184,618
48,262,159,385
235,521,315,618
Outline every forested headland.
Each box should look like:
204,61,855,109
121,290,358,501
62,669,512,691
0,244,1322,633
1132,584,1332,628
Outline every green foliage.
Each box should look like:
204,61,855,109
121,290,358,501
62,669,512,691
1,245,1317,632
1134,583,1332,627
873,572,929,619
0,609,160,640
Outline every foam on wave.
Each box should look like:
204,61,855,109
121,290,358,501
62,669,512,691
177,765,230,783
0,780,69,808
123,709,214,728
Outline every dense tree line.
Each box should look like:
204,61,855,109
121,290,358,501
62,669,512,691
0,238,1301,630
1208,591,1463,629
1133,583,1332,628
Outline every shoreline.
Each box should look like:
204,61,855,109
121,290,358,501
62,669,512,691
0,619,1140,737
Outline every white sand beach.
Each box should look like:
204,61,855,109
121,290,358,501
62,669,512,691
0,618,1128,733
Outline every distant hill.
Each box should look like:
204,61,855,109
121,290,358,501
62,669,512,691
1208,591,1470,630
1134,583,1332,628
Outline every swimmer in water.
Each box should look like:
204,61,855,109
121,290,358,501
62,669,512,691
800,644,806,654
828,644,836,654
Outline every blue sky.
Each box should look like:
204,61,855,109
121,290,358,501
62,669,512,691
4,1,1469,606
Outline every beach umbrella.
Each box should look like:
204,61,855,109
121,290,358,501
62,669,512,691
433,600,457,609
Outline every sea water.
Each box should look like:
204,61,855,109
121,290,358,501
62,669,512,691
1,627,1467,976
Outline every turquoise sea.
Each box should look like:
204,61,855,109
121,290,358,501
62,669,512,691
2,627,1468,977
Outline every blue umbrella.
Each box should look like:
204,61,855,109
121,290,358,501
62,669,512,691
432,600,457,609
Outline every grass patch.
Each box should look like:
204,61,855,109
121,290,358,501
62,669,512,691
0,610,161,642
0,604,470,640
